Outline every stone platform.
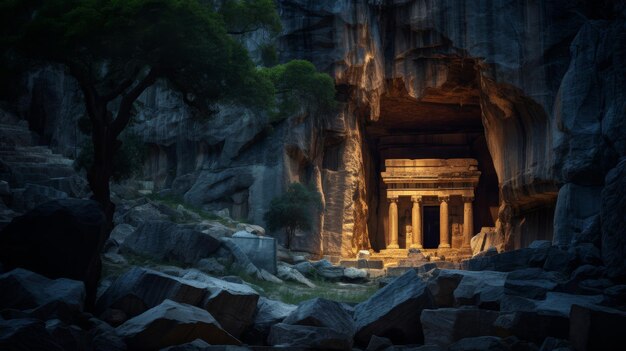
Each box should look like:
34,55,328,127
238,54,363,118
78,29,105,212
370,248,472,267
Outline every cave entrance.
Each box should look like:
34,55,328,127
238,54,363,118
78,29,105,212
363,58,500,252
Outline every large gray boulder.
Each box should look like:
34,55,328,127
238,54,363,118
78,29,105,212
569,304,626,351
463,247,549,272
601,158,626,278
448,336,510,351
421,307,499,348
500,292,604,317
116,299,240,350
354,269,434,345
504,268,562,299
121,221,220,265
452,270,508,309
97,267,259,338
493,311,569,345
268,323,352,350
96,267,207,319
243,297,296,345
181,269,259,338
0,318,64,351
283,298,354,336
0,268,85,312
0,199,106,310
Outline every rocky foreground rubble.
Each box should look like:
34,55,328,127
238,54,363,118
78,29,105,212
1,199,626,350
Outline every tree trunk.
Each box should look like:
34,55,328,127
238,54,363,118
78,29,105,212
87,119,116,237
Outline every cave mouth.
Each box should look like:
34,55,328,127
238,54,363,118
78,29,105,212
363,59,500,252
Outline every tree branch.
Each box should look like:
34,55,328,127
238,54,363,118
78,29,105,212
110,67,160,138
67,61,101,123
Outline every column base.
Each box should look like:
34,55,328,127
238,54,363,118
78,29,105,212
438,243,451,249
387,243,399,249
409,244,423,249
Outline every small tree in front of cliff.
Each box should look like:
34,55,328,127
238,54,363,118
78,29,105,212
264,183,322,249
0,0,280,230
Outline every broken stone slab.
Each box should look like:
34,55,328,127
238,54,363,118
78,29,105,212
354,269,435,346
493,310,569,345
277,263,316,288
180,269,259,338
317,265,345,281
268,323,352,350
229,233,276,274
421,307,500,348
462,247,549,272
343,267,368,281
283,298,355,337
116,299,240,350
121,221,220,265
0,268,85,313
452,270,508,309
569,303,626,351
448,336,510,351
243,297,296,345
500,292,604,317
0,318,64,351
504,268,561,299
45,319,91,351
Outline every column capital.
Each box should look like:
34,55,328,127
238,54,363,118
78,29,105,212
462,196,475,202
411,195,422,203
388,196,398,203
438,195,450,203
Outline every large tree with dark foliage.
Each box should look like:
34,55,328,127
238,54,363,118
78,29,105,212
0,0,280,230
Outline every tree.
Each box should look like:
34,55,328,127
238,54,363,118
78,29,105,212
0,0,280,231
264,182,322,249
261,59,337,121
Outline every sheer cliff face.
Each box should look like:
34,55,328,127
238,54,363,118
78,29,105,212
278,0,625,256
16,1,625,261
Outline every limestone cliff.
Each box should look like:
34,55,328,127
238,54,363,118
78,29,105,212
8,0,626,263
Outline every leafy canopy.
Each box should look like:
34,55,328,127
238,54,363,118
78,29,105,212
264,182,322,247
1,0,276,111
261,60,337,120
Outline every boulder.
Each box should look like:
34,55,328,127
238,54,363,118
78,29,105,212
108,224,135,246
569,304,626,351
116,299,240,350
0,268,85,323
268,323,352,350
228,234,277,274
283,298,354,336
452,270,508,309
543,247,574,274
365,335,393,351
500,292,604,317
504,268,561,299
354,269,435,345
493,311,569,345
87,317,127,351
121,221,220,265
236,223,265,236
0,268,85,312
161,339,252,351
470,227,503,256
97,267,207,319
317,265,345,281
539,337,573,351
343,267,368,281
0,318,64,351
277,264,316,288
181,269,259,338
243,297,296,345
421,307,500,348
18,184,68,212
463,247,549,272
600,158,626,278
0,199,106,310
528,240,551,249
448,336,510,351
293,261,315,276
195,258,226,275
122,203,169,227
45,319,91,351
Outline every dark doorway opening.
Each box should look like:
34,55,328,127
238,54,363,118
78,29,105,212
423,206,440,249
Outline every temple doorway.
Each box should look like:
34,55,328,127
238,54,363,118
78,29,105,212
423,206,439,249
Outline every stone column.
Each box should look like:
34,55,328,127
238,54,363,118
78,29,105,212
388,197,399,249
411,196,422,249
463,196,474,248
439,196,450,249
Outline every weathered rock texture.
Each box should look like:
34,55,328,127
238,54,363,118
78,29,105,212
5,1,625,260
